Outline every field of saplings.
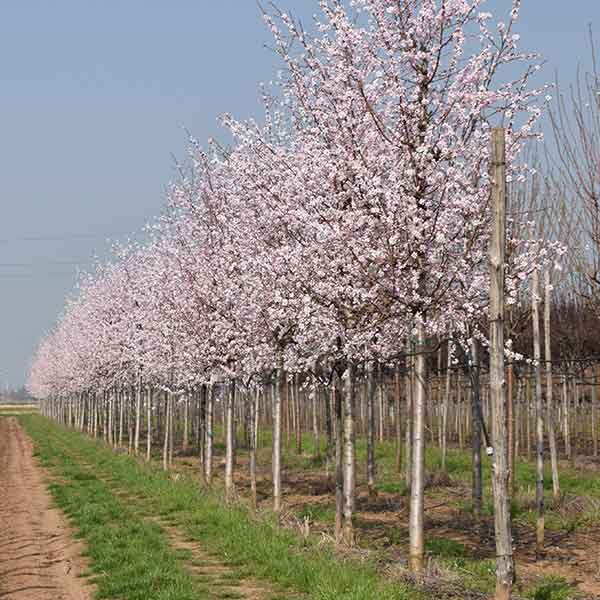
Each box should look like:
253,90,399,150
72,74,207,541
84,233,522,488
19,1,600,600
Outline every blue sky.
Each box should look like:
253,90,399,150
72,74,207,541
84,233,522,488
1,1,599,387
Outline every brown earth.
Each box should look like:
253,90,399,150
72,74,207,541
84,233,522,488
0,417,93,600
175,449,600,599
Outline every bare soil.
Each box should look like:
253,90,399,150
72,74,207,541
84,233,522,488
176,449,600,599
0,417,93,600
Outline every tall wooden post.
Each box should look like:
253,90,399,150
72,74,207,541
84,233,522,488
471,338,483,519
532,268,545,557
507,358,514,493
544,269,560,499
489,128,514,599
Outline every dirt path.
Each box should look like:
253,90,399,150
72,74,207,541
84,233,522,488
0,417,92,600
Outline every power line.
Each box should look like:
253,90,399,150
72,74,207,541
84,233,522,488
0,231,132,244
0,260,94,267
0,272,79,279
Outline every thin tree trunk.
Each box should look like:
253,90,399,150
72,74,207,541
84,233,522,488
134,380,142,455
249,387,258,508
544,270,560,500
592,367,598,458
395,366,402,472
225,380,236,502
378,369,385,443
118,389,124,447
405,361,413,489
204,384,214,485
162,391,170,471
409,321,427,574
295,374,302,455
168,392,174,466
342,361,356,545
471,339,483,519
324,378,334,477
334,375,343,544
507,359,514,494
441,341,451,471
108,391,114,447
366,360,377,497
182,393,189,454
146,387,152,462
312,382,320,458
273,355,284,513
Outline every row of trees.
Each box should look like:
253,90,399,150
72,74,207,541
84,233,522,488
27,2,579,599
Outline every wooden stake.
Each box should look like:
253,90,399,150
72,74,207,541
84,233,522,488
489,128,514,599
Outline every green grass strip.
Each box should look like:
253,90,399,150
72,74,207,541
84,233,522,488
21,416,211,600
21,415,425,600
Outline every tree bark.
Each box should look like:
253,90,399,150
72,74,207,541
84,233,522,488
146,387,152,462
409,321,427,574
366,360,377,497
250,387,258,508
342,362,356,545
333,375,343,544
162,391,170,471
204,384,214,485
405,360,413,489
182,393,189,454
441,341,451,471
592,367,598,458
544,269,560,499
273,356,284,513
471,339,483,519
134,380,142,455
294,374,302,455
225,381,236,502
312,383,320,458
395,366,403,472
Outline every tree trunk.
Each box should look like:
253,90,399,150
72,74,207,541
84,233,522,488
507,359,515,494
441,341,451,471
592,367,598,458
182,393,189,454
544,269,560,499
225,381,236,502
334,375,343,544
405,360,413,489
146,387,152,462
118,389,124,447
162,391,170,471
366,360,377,497
108,391,114,447
204,384,214,485
409,321,427,574
395,366,402,472
250,387,258,508
324,378,334,477
294,374,302,455
312,383,320,458
471,339,483,519
168,392,174,466
134,381,142,455
342,362,356,545
273,356,284,513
